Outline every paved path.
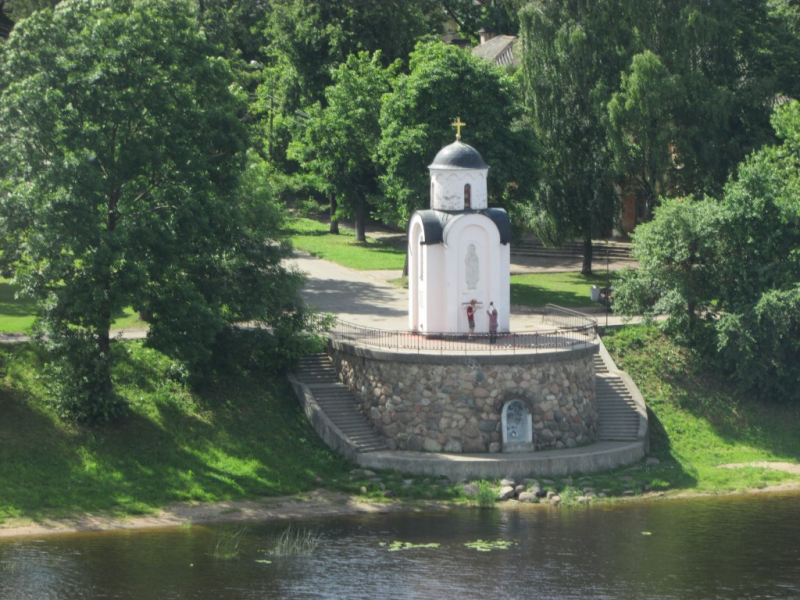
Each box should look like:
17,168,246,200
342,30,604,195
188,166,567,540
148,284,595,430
292,251,635,331
0,252,633,344
0,328,148,344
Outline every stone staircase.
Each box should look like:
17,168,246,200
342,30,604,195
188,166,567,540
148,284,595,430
593,354,641,441
293,354,387,453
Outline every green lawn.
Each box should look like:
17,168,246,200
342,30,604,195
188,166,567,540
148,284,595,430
285,217,406,270
603,325,800,493
511,271,613,308
0,280,38,333
0,278,145,333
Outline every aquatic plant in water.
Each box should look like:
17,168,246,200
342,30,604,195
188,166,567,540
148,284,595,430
379,541,441,552
211,527,248,560
464,539,516,552
268,526,322,557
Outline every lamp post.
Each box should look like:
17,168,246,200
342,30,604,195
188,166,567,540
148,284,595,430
605,239,610,329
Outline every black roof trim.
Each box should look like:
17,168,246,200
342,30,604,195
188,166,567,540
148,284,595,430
410,209,512,246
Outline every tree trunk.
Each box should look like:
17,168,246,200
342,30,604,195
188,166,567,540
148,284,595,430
355,197,366,242
581,236,593,276
329,193,339,234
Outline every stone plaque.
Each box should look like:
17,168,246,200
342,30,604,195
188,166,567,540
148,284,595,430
501,399,534,453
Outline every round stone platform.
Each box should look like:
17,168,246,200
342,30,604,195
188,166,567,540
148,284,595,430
354,441,646,481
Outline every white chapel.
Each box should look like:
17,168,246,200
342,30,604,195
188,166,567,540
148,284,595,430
407,120,511,334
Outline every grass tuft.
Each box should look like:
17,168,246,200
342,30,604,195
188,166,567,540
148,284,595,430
211,527,248,560
267,526,322,557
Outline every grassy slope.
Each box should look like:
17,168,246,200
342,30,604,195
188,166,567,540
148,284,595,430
603,325,800,493
0,342,352,524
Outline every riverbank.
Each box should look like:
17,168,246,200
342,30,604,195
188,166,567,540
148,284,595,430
3,475,800,540
2,327,798,539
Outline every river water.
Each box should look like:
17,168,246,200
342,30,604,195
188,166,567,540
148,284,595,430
2,492,799,599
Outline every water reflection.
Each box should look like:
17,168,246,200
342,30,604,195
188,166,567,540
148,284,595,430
1,492,799,599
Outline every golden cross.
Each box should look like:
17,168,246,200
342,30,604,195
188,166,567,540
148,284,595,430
452,116,466,141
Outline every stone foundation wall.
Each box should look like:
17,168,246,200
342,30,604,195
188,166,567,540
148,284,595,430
328,343,598,453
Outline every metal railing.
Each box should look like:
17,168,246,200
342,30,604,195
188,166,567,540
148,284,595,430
308,306,597,355
542,304,598,330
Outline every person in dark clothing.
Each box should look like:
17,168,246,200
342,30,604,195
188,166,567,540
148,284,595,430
487,303,498,344
466,299,476,334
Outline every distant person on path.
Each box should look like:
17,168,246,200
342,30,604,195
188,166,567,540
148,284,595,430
466,299,476,334
487,303,498,344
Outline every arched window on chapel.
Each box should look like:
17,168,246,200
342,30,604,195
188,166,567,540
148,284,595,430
464,183,471,209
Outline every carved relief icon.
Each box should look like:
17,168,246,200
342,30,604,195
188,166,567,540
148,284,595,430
465,244,479,290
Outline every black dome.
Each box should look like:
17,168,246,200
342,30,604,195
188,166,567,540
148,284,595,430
428,140,489,170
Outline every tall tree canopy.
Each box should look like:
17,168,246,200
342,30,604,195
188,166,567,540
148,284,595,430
259,0,439,168
1,0,58,20
519,0,627,274
608,0,799,213
440,0,523,40
290,52,396,242
378,41,537,228
0,0,306,420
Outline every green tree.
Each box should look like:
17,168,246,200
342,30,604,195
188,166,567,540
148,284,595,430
609,0,798,214
260,0,439,169
713,101,800,400
290,52,395,242
378,41,537,228
440,0,522,40
607,50,683,219
519,0,627,274
615,101,800,401
2,0,59,20
195,0,267,63
0,0,306,420
613,197,721,337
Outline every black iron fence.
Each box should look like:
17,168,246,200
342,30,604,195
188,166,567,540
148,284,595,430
308,306,597,355
541,304,600,330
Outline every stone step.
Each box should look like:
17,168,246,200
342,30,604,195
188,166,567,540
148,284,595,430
313,392,356,399
597,390,633,396
593,355,609,374
320,414,370,423
598,390,631,397
314,398,360,406
597,404,637,412
597,390,635,399
597,397,635,405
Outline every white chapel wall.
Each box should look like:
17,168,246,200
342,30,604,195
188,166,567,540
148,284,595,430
431,169,488,210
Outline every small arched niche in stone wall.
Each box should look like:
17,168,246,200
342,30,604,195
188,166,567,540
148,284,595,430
501,399,534,453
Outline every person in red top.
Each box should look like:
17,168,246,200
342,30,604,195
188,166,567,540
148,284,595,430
466,299,476,333
487,302,498,344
